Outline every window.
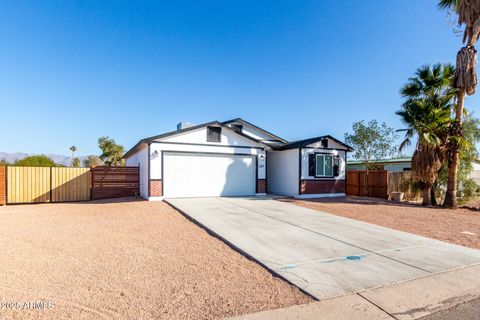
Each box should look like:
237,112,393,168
207,126,221,142
315,154,334,177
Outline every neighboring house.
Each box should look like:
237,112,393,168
347,157,412,172
125,118,352,200
469,159,480,183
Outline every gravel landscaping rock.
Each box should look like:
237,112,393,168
0,198,311,320
285,196,480,250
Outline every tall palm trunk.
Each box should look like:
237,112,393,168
422,182,432,206
431,182,438,206
444,89,465,208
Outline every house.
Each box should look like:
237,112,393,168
347,157,412,172
124,118,352,200
470,159,480,183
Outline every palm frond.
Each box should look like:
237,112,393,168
438,0,460,10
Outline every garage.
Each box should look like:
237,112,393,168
163,152,256,198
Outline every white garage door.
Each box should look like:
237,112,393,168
163,152,256,198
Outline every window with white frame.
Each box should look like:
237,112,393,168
315,154,334,177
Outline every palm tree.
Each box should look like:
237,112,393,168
72,157,80,167
70,146,77,158
438,0,480,208
397,64,456,206
70,146,79,167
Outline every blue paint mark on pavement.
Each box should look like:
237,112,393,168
345,255,363,261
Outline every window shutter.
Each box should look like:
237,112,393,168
308,154,316,176
333,155,340,176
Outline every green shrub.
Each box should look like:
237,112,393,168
399,177,423,200
14,155,57,167
458,178,480,205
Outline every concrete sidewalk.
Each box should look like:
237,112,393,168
228,264,480,320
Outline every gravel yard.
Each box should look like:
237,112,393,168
0,199,311,320
285,196,480,250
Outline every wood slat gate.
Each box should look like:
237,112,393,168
7,166,51,203
6,166,91,204
346,170,388,199
51,167,91,202
91,166,139,200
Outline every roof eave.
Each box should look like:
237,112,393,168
222,118,288,143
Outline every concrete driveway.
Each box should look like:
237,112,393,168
166,197,480,300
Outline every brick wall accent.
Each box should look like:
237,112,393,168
256,179,266,193
300,179,345,195
0,166,5,205
150,180,163,197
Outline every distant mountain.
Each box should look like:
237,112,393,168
0,152,89,167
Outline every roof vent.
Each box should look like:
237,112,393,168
177,122,195,130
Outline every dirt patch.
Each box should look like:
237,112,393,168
283,196,480,250
0,198,311,320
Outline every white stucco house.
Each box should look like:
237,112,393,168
124,118,352,200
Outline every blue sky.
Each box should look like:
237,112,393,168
0,0,476,156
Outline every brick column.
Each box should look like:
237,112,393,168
150,180,163,197
257,179,266,193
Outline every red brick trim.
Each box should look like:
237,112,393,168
300,180,345,194
256,179,266,193
150,180,163,197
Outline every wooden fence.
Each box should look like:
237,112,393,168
347,170,416,199
7,167,51,203
346,170,388,198
0,166,5,205
91,166,140,200
52,167,91,202
1,166,139,204
387,171,421,200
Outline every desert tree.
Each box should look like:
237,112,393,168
72,157,80,167
83,155,103,167
344,120,398,196
98,136,125,166
14,155,57,167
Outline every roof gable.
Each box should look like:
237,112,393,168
275,135,353,151
222,118,287,143
159,124,264,147
124,120,267,158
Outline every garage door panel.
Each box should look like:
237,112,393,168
163,153,256,198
